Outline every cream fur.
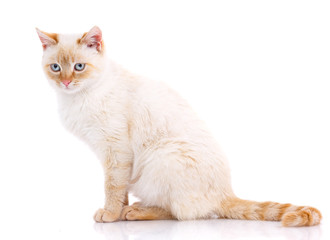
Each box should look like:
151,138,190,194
37,26,321,226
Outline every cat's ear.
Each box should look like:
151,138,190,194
36,28,58,50
80,26,103,52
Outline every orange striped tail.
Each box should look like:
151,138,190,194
218,198,322,227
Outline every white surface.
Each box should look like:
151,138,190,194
0,0,329,239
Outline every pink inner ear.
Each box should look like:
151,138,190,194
82,26,103,51
40,37,54,50
87,34,102,50
87,42,102,51
92,33,102,43
38,35,49,49
36,28,57,50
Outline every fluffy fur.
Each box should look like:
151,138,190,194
37,26,321,227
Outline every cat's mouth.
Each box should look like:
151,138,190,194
59,81,80,93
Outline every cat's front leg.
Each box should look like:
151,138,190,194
94,154,132,223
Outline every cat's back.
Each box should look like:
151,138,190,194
131,76,201,128
127,72,219,154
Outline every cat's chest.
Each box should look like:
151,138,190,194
61,104,95,134
59,98,111,144
57,93,129,159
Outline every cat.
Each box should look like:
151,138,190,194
36,26,321,227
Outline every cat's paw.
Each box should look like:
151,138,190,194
94,208,121,223
120,205,139,220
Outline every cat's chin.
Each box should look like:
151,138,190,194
57,85,82,94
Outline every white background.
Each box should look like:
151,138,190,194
0,0,329,239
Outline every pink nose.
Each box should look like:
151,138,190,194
61,79,71,87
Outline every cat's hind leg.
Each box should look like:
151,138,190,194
120,202,174,220
130,138,233,221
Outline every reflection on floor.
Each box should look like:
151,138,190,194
94,219,322,240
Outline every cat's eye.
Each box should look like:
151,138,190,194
50,63,61,72
74,63,85,71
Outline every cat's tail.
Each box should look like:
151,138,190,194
217,197,322,227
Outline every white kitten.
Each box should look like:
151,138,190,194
37,26,321,227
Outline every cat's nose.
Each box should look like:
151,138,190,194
61,79,71,87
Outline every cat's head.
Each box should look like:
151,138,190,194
36,26,106,94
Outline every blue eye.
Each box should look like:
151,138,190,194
74,63,85,71
50,63,61,72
